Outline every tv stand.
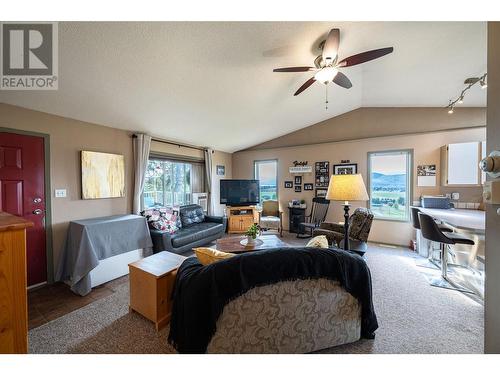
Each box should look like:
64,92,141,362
226,206,258,234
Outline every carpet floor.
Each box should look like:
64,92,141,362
28,238,484,354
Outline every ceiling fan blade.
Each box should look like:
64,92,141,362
338,47,394,67
273,66,315,72
322,28,340,63
333,71,352,89
294,77,316,96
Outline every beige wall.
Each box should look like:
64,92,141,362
248,107,486,151
485,22,500,353
0,103,134,278
0,103,233,281
211,151,233,216
233,127,486,246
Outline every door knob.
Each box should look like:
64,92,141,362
33,209,43,215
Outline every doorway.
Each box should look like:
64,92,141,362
0,130,52,286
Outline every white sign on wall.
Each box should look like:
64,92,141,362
289,166,312,173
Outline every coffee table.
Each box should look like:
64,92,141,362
216,235,288,253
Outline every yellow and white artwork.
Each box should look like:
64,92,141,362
81,151,125,199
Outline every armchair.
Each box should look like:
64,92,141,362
258,200,283,237
313,207,374,247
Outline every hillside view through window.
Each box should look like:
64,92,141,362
368,151,411,221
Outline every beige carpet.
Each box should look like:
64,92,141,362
29,238,484,354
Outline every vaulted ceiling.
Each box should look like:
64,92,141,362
0,22,487,152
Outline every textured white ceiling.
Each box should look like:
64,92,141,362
0,22,487,152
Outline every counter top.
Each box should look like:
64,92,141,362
416,207,485,232
0,211,33,232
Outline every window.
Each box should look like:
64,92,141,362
143,159,195,208
254,160,278,203
368,150,412,221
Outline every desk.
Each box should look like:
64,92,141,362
57,214,153,296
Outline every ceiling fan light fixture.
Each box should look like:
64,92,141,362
480,79,487,89
448,107,454,114
457,96,464,104
314,66,339,84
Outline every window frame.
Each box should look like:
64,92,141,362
253,159,279,203
367,149,413,223
142,157,196,209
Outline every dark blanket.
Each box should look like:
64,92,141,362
168,247,378,353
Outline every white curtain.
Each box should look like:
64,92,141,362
204,148,214,215
133,133,152,214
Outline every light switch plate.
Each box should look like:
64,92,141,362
55,189,67,198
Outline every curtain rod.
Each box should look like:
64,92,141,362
132,134,208,152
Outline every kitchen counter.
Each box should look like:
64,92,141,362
416,207,485,233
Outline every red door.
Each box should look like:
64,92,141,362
0,132,47,286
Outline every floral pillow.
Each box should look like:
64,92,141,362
149,216,178,234
141,207,180,233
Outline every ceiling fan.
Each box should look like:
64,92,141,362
273,28,394,101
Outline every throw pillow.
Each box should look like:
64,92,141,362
149,216,178,234
306,235,329,248
194,247,235,265
181,206,205,227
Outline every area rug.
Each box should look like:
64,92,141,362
29,244,483,354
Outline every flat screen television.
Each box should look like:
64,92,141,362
220,179,260,206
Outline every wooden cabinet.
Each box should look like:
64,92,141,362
441,142,484,186
226,206,258,234
0,212,33,354
129,251,186,331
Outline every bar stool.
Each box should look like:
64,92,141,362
411,207,452,269
418,212,475,293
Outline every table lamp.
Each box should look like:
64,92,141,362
326,174,369,250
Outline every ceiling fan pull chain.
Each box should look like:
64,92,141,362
325,84,329,110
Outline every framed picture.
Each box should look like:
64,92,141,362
333,163,357,175
216,165,225,176
81,151,125,199
304,183,313,191
315,161,330,187
284,181,293,188
417,164,436,187
294,185,302,193
294,175,302,185
315,188,328,198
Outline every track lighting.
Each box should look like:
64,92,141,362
446,73,487,114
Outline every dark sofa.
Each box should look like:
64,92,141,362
150,204,227,254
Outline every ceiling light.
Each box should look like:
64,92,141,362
480,79,487,89
457,96,464,104
314,67,338,84
448,107,454,114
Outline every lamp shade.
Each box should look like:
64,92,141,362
326,174,369,202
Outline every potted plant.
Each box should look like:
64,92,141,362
245,223,261,245
300,199,307,209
